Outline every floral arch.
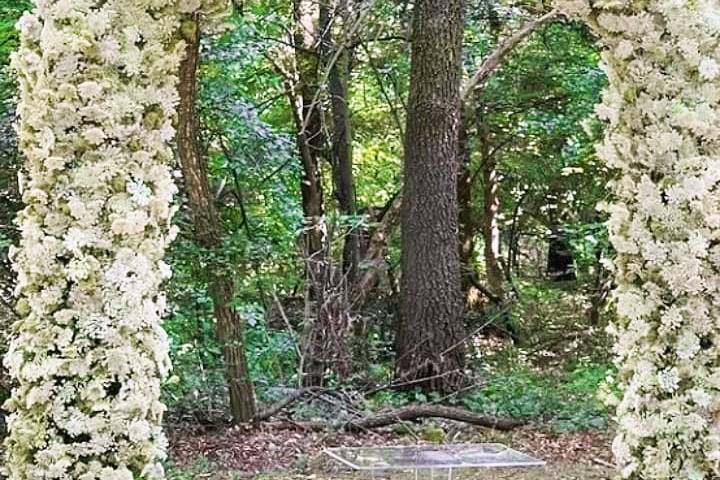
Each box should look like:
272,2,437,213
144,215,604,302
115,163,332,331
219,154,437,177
4,0,720,479
562,0,720,478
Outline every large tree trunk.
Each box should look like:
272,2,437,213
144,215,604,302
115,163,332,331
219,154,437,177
396,0,466,393
178,16,256,423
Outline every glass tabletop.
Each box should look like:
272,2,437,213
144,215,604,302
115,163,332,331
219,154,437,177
324,444,546,471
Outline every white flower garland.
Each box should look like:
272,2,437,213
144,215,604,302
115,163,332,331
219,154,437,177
3,1,187,478
559,0,720,478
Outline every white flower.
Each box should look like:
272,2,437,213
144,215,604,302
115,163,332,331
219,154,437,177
83,127,106,145
128,420,151,442
676,331,701,360
690,388,712,408
616,40,634,60
658,368,680,393
699,57,720,81
103,467,134,480
128,180,152,207
67,257,94,281
78,81,103,100
64,227,96,253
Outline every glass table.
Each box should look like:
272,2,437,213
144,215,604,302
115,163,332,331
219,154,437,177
324,444,546,479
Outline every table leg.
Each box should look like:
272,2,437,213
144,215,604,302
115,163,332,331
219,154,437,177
414,468,454,480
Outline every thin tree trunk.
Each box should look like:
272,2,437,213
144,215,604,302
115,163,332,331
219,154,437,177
396,0,466,393
480,120,505,298
177,15,256,423
456,11,558,306
457,118,484,307
589,247,609,325
506,191,528,279
293,0,327,272
292,0,331,386
320,0,370,376
322,0,360,280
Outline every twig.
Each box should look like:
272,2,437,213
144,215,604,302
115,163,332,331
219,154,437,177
254,387,324,421
591,457,616,469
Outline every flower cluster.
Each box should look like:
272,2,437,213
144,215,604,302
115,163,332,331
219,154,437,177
558,0,720,478
3,0,193,478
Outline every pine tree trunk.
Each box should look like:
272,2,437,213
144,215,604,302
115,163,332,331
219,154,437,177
396,0,466,393
177,16,256,423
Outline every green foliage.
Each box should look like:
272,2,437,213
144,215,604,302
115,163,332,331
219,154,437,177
464,363,614,432
0,0,616,435
566,221,612,275
242,304,298,388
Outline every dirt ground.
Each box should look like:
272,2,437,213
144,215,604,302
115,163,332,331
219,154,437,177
168,424,614,479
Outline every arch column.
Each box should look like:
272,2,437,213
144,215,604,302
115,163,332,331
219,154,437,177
4,1,186,478
561,0,720,477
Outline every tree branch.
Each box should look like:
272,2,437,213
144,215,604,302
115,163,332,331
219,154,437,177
462,10,561,102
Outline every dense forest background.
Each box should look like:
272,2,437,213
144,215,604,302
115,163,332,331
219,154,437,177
0,0,617,463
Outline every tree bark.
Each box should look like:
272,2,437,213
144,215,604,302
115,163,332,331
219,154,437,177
396,0,467,393
323,0,361,280
177,16,256,423
292,0,331,386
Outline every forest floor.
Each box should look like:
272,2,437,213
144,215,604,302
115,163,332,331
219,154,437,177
167,423,614,479
166,280,616,479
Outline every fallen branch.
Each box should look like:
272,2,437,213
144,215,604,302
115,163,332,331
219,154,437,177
342,405,524,432
256,394,523,432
